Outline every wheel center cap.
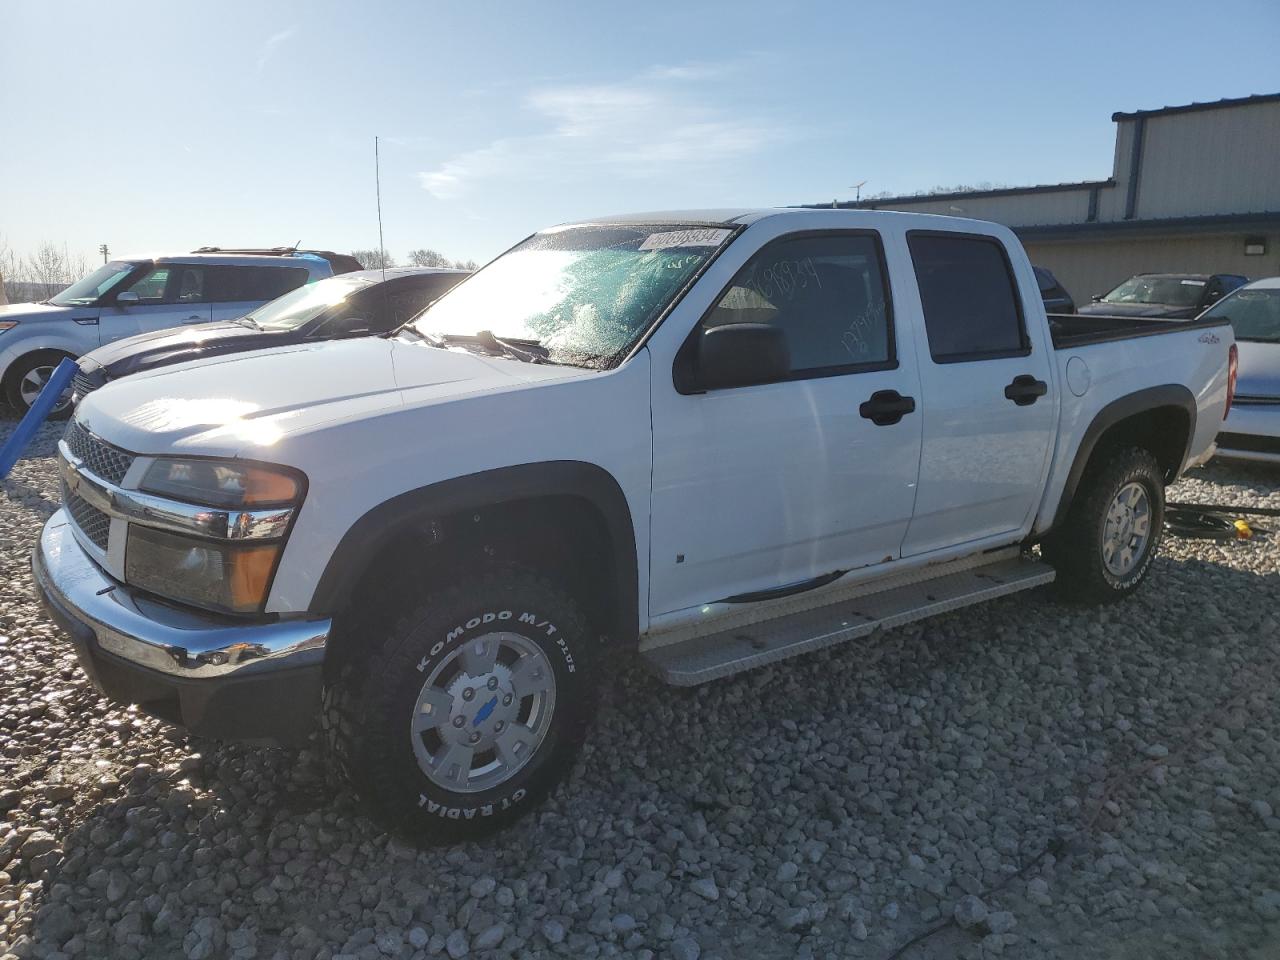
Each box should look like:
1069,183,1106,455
445,666,517,749
473,695,499,727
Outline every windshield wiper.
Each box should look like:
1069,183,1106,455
436,331,550,364
231,315,262,330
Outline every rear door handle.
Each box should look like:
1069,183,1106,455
1004,375,1048,406
859,389,916,426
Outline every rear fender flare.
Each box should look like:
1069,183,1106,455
1048,384,1196,532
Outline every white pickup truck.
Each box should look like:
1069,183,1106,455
33,209,1237,843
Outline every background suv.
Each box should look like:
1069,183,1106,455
0,248,354,416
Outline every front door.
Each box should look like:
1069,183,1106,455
98,263,212,344
649,230,923,617
899,230,1056,556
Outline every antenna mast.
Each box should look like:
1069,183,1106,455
375,136,387,281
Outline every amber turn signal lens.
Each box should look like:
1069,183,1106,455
239,465,300,505
228,543,282,610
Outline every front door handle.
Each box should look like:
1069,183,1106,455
1004,375,1048,406
859,389,916,426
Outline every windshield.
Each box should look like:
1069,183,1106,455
412,224,734,368
247,275,373,330
1202,287,1280,342
49,260,138,306
1102,275,1206,307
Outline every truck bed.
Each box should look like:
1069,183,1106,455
1048,312,1230,349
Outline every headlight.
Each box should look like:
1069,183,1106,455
139,458,301,507
126,526,282,614
127,457,305,614
0,321,18,334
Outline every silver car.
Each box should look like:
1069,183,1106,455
1199,277,1280,464
0,250,348,417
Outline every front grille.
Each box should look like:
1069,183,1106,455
1218,432,1280,455
62,480,111,550
63,419,134,485
72,370,106,399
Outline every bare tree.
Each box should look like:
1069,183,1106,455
351,248,397,270
453,259,478,271
407,248,451,268
25,242,71,288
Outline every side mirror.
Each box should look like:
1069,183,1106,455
115,291,140,305
1090,294,1103,303
697,323,790,391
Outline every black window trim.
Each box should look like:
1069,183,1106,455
906,229,1032,365
674,228,898,395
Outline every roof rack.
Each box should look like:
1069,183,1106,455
189,247,363,275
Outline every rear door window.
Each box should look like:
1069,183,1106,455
908,232,1028,362
701,232,895,378
207,266,309,303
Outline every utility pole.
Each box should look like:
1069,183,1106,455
98,243,110,263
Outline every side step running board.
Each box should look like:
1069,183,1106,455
642,557,1055,686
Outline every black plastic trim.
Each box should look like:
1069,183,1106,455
1217,432,1280,455
307,461,639,644
1046,384,1198,533
1048,313,1230,349
721,569,845,604
673,228,898,395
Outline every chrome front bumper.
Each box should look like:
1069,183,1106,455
33,511,331,742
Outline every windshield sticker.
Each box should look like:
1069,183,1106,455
1180,279,1206,286
639,228,731,251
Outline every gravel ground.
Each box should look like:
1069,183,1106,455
1,415,1279,960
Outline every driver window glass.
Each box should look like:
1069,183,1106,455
702,233,894,375
126,267,172,303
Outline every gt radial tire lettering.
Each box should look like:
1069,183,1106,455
418,788,527,817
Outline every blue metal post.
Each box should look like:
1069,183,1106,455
0,357,78,479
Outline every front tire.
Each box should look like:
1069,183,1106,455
1043,446,1165,604
323,568,598,843
4,352,75,420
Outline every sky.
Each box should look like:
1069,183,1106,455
2,0,1279,268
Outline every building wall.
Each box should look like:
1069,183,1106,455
859,99,1280,228
1024,231,1280,306
1136,102,1280,218
867,187,1095,226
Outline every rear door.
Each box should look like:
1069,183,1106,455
648,230,923,616
97,263,213,343
899,231,1056,556
208,265,310,322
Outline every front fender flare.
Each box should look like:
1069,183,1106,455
306,460,639,643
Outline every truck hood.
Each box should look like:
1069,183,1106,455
80,321,278,377
0,301,76,322
1236,340,1280,399
1077,302,1199,320
76,336,589,455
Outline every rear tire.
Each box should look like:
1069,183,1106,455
4,351,75,420
1042,446,1165,605
323,567,598,844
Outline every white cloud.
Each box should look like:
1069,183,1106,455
256,27,297,73
417,63,779,200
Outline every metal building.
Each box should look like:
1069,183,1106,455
812,93,1280,304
